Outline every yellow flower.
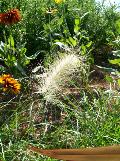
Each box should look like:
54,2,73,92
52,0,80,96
0,74,21,94
54,0,63,4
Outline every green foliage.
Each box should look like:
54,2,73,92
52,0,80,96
108,37,120,68
0,85,120,160
0,35,40,76
1,0,120,61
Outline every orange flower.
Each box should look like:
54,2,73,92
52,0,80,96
0,9,21,25
0,74,21,94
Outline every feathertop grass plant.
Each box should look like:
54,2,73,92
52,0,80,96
36,52,87,102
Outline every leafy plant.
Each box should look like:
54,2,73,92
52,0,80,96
0,35,40,76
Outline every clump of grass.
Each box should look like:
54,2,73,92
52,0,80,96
35,52,88,102
0,60,120,161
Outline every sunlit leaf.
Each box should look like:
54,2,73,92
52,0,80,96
118,79,120,87
74,26,80,33
86,41,92,48
8,35,14,47
109,59,120,65
75,18,80,25
105,75,113,83
69,37,77,47
20,48,27,56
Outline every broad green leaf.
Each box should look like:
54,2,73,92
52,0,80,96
69,37,77,47
105,75,113,83
74,25,80,33
86,41,92,48
58,17,63,25
8,35,14,47
24,59,30,65
7,54,11,61
66,39,72,46
115,20,120,33
11,55,16,62
118,79,120,87
20,48,27,56
75,18,80,25
109,59,120,65
81,45,86,54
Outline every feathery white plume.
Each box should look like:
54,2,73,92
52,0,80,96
35,53,86,102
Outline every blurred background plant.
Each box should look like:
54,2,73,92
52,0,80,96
0,0,120,65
